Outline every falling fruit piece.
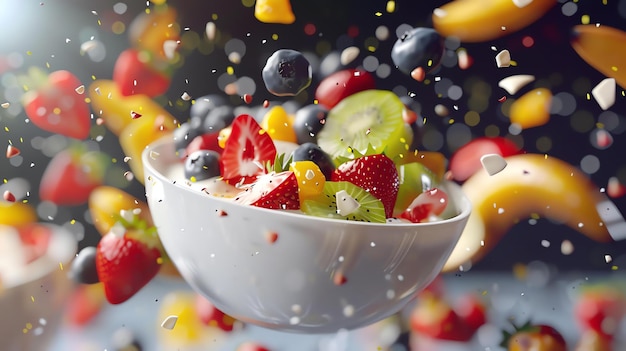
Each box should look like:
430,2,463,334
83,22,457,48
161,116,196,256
572,25,626,89
498,74,535,95
508,88,552,130
3,190,16,202
161,315,179,330
480,154,507,176
591,78,616,111
6,145,20,158
431,0,556,43
607,177,626,198
495,49,511,68
254,0,296,24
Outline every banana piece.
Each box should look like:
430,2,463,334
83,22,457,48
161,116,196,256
443,153,626,272
432,0,557,43
571,24,626,89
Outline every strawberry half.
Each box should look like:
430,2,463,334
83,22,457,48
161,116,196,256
39,146,109,206
410,294,475,341
95,212,163,305
220,114,277,185
331,153,399,218
234,171,300,210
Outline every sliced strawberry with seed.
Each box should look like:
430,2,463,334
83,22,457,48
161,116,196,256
220,114,277,185
331,153,399,218
234,171,300,210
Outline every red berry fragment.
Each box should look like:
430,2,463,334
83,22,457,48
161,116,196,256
3,190,16,202
333,272,347,286
6,145,20,158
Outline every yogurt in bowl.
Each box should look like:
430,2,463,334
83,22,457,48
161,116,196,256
0,223,77,350
143,136,470,333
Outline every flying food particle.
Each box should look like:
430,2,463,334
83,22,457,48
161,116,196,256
161,315,178,330
498,74,535,95
495,50,511,67
480,154,508,176
591,78,616,110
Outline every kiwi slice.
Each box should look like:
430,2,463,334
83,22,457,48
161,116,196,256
301,181,386,223
316,89,413,163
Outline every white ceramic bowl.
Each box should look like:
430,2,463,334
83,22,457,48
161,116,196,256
143,137,471,333
0,223,77,350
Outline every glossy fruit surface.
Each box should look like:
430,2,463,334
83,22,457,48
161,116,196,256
262,49,312,96
314,68,375,109
391,27,445,75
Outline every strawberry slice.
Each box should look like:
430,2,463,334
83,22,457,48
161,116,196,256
410,294,475,341
17,223,51,264
220,114,277,185
95,217,163,304
234,171,300,210
22,69,91,139
399,187,449,223
195,293,238,331
331,154,399,218
39,146,109,206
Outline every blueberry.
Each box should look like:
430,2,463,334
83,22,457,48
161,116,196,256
291,142,335,180
262,49,312,96
190,94,228,125
174,122,203,157
391,27,445,75
70,246,99,284
184,150,221,181
202,105,235,133
293,104,329,144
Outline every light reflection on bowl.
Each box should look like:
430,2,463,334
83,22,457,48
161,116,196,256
0,223,77,350
143,137,470,333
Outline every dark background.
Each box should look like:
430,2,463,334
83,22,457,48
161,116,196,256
0,0,625,272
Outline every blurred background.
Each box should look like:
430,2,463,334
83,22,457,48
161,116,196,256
0,0,624,271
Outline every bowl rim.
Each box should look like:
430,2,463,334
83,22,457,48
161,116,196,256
0,223,77,291
142,136,472,229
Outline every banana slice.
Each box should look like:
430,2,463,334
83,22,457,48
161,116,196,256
443,153,625,272
571,24,626,89
432,0,557,43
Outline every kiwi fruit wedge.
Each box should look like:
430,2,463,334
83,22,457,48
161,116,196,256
316,89,413,163
301,181,386,223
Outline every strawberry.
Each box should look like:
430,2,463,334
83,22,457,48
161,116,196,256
501,322,566,351
236,342,271,351
95,211,163,304
331,154,399,218
449,136,521,182
315,68,376,109
184,132,223,158
410,294,475,341
195,294,238,332
39,145,109,206
17,223,51,264
113,48,171,97
220,114,277,185
575,329,614,351
234,171,300,210
455,293,487,332
399,187,449,223
22,69,91,139
65,283,106,326
574,284,626,338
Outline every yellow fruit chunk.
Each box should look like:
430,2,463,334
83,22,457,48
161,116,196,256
261,106,297,143
254,0,296,24
88,186,153,236
89,80,177,136
443,154,614,272
218,126,232,149
119,112,177,184
289,161,326,201
571,24,626,89
128,6,180,60
432,0,556,43
509,88,552,130
0,202,36,227
157,291,222,347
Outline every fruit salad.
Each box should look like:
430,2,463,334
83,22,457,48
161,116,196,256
168,83,452,224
